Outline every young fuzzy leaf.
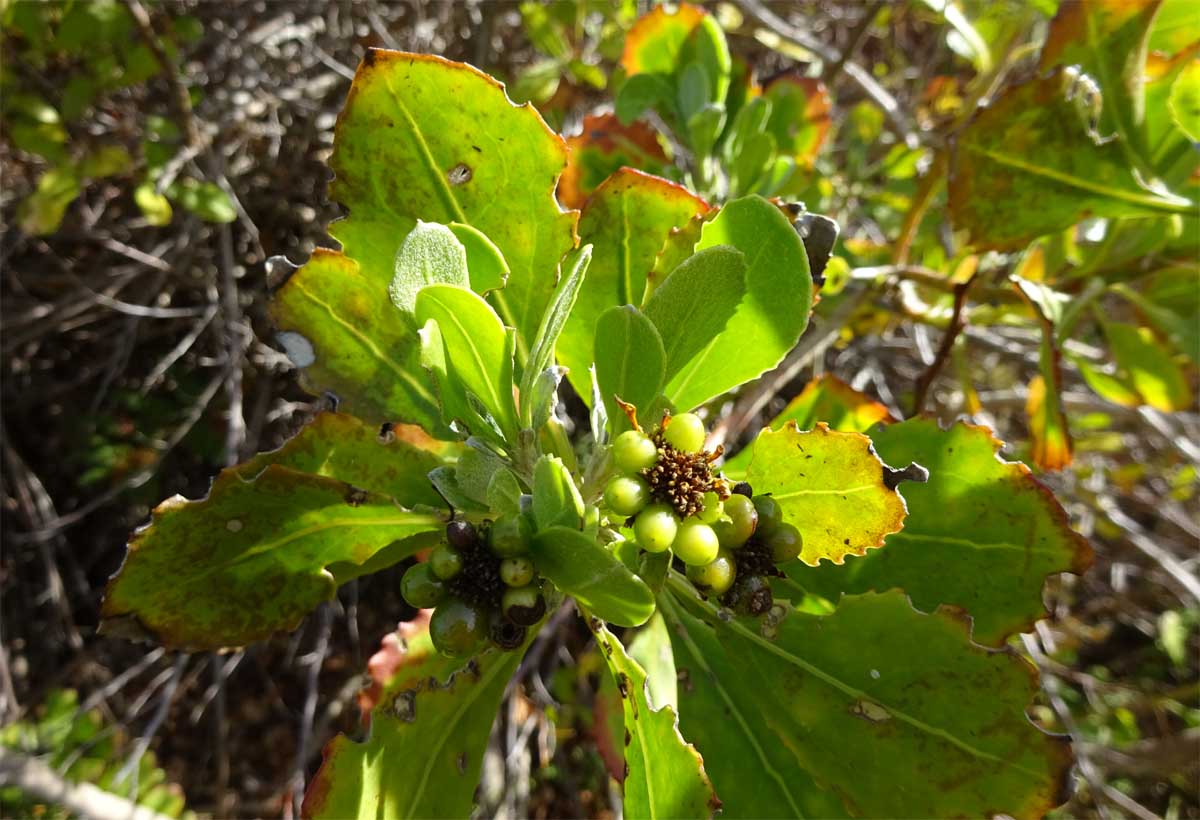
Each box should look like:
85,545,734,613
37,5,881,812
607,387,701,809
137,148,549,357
531,526,655,626
388,221,470,316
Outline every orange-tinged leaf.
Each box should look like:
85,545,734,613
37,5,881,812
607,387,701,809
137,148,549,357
559,114,669,209
762,73,832,166
620,2,707,76
1027,374,1074,471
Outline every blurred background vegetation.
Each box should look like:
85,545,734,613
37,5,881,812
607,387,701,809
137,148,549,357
1,1,1196,817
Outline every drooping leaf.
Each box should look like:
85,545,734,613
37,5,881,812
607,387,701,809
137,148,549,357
588,622,717,820
521,245,591,426
305,624,523,820
270,249,443,432
723,375,895,473
786,419,1093,646
531,455,585,531
102,466,445,650
531,526,655,627
744,423,907,566
763,73,832,167
1104,321,1193,411
663,195,812,412
388,221,470,317
643,245,746,391
558,168,710,400
327,50,577,359
415,284,519,441
594,305,667,436
949,69,1193,250
558,114,671,209
662,588,1074,819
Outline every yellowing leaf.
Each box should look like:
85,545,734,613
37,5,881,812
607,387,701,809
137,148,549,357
1105,321,1193,411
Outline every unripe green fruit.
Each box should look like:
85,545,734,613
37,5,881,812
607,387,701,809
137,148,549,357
752,495,784,539
673,520,720,566
715,494,757,548
429,598,487,657
400,562,446,609
663,412,706,453
502,585,547,626
489,514,530,557
634,503,678,553
686,551,736,595
429,543,463,580
613,430,658,473
697,491,723,524
604,475,651,516
500,556,535,587
768,523,803,563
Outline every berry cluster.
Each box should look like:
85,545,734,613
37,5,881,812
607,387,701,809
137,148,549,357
602,412,803,616
400,519,547,657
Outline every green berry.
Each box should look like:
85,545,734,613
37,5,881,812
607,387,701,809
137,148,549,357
686,551,736,595
502,585,547,626
429,542,463,580
673,519,719,566
604,475,651,516
663,412,706,453
400,562,446,609
697,491,723,524
613,430,658,473
715,494,757,548
489,514,530,557
768,523,803,563
429,598,488,657
633,503,678,553
500,557,535,587
752,495,784,538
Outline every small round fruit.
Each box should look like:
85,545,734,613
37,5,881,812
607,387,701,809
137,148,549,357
752,495,784,538
697,491,723,524
429,543,463,580
633,503,678,553
503,585,547,626
716,494,757,548
613,430,658,473
430,598,487,657
768,523,803,563
490,618,528,651
400,563,446,609
500,556,535,587
673,520,720,566
663,412,706,453
446,520,477,549
604,475,651,516
489,514,530,557
725,574,773,616
686,552,736,595
732,481,753,498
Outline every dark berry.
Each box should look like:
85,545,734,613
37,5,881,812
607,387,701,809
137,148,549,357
489,618,527,651
723,574,773,616
446,520,477,550
732,482,753,498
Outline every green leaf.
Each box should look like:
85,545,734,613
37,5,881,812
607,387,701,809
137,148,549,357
1104,321,1193,411
305,626,523,820
531,526,655,626
663,195,813,411
721,375,894,473
594,305,666,436
532,455,585,531
418,319,476,439
678,14,731,106
327,51,577,359
415,284,519,441
134,181,173,226
101,466,445,650
18,166,81,235
521,245,591,426
169,178,236,223
621,4,708,77
558,168,709,400
1073,355,1142,406
786,419,1093,646
448,222,509,294
662,587,1073,819
677,62,711,124
388,221,470,317
762,73,832,166
589,622,717,819
486,468,524,514
744,423,908,566
270,249,443,431
615,72,674,125
625,612,677,711
949,69,1193,250
1168,59,1200,141
643,245,746,393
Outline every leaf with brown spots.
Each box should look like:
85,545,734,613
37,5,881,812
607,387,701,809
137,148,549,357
589,621,717,820
102,465,445,650
786,419,1093,646
304,625,524,820
744,422,908,566
662,587,1074,819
